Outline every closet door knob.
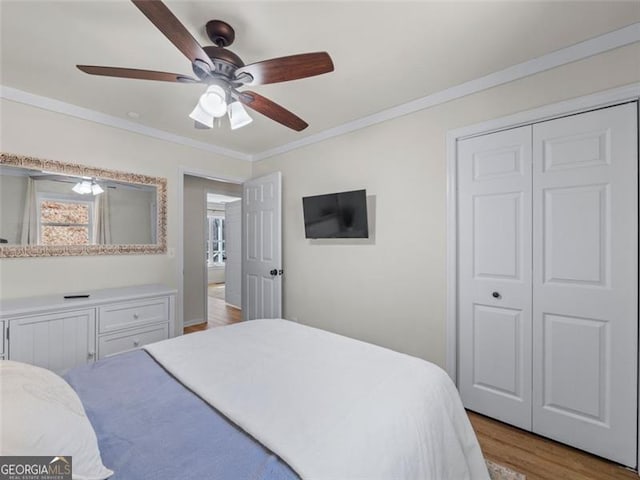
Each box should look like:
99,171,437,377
492,292,501,299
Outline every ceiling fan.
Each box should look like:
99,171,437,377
76,0,334,131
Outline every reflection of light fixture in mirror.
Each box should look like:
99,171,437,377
91,182,104,195
72,179,103,195
72,181,92,194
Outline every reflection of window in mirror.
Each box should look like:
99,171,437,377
1,154,167,256
207,214,225,266
37,194,94,245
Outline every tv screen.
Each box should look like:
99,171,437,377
302,189,369,239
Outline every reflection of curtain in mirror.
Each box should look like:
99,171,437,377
20,178,37,244
95,189,112,244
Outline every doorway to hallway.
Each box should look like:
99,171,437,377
183,175,242,333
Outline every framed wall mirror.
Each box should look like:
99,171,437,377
0,153,167,257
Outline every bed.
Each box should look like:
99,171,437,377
7,319,490,479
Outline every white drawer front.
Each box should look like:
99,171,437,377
99,298,168,333
98,323,168,359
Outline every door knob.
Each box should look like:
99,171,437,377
270,269,278,276
492,292,501,299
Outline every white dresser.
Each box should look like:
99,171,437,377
0,284,176,374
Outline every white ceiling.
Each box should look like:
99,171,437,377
1,1,639,157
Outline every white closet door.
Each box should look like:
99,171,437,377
532,103,638,466
458,126,533,430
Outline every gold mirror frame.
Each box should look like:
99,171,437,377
0,153,167,257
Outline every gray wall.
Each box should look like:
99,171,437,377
109,187,155,245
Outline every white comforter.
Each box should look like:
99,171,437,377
144,319,489,480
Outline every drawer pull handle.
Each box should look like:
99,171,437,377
133,313,139,319
133,340,140,347
88,351,95,359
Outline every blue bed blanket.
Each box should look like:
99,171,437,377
64,350,299,480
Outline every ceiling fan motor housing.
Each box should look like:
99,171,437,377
198,20,248,82
192,48,247,86
206,20,235,47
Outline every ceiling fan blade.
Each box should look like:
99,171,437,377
238,91,308,131
77,65,199,83
131,0,214,72
235,52,334,86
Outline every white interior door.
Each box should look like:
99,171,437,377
457,126,533,430
242,172,282,320
531,102,638,466
225,200,242,309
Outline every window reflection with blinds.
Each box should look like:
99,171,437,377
207,213,225,266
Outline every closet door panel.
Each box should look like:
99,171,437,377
458,126,533,430
532,102,638,467
543,184,607,285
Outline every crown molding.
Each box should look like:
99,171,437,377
1,23,638,164
253,22,640,162
0,86,252,162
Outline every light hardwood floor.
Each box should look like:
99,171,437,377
184,285,241,334
468,411,637,480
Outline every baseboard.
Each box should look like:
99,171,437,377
183,318,206,327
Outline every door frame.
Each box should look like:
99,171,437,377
445,82,640,470
177,166,248,335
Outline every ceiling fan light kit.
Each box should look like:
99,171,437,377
189,83,253,130
189,83,228,125
199,84,227,117
189,103,214,129
228,102,253,130
76,1,335,132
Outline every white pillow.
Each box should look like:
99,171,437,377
0,360,113,480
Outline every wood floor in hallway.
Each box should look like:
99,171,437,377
184,284,241,334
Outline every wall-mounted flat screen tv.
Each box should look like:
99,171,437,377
302,189,369,239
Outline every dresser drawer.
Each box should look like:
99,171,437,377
98,323,168,359
99,298,168,334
